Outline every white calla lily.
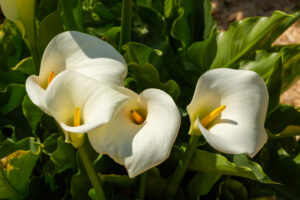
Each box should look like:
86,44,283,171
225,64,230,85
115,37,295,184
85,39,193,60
44,70,129,147
187,68,269,157
26,31,127,115
0,0,35,40
88,87,181,178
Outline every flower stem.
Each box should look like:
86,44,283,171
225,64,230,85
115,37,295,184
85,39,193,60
30,46,40,75
164,135,200,199
119,0,132,51
139,172,147,200
78,144,106,200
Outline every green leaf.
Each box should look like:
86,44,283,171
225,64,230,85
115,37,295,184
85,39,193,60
12,57,35,75
122,42,153,65
187,33,217,73
43,135,76,175
22,95,43,133
189,150,275,183
129,62,180,101
132,6,167,49
0,84,26,115
171,0,215,47
266,105,300,133
268,125,300,139
186,172,221,199
223,179,248,200
0,20,24,69
60,0,83,31
37,0,59,20
164,0,177,18
275,45,300,91
211,11,300,69
0,137,41,199
38,8,64,53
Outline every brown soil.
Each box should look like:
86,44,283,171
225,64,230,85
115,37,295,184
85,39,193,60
211,0,300,108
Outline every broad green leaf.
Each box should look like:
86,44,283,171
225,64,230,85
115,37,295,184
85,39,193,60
211,11,300,69
266,105,300,133
93,2,117,21
0,84,26,115
164,0,177,18
132,6,167,49
233,154,271,182
37,0,59,20
129,62,180,101
122,42,153,65
0,20,23,70
0,137,41,199
186,172,221,199
60,0,83,31
22,95,43,132
42,135,76,175
187,33,217,73
72,0,84,32
240,50,283,113
38,8,64,53
274,45,300,91
268,125,300,139
221,179,248,200
189,150,275,183
12,57,35,75
171,0,215,47
145,168,169,200
0,69,26,90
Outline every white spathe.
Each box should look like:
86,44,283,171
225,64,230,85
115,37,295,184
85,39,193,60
25,31,127,114
88,87,181,178
44,70,129,143
187,68,269,157
0,0,35,39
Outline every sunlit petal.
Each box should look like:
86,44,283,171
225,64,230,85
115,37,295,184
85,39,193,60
187,68,268,157
88,88,181,178
45,71,129,134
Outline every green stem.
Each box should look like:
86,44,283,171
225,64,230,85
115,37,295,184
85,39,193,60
78,144,106,200
60,0,77,30
164,135,200,199
30,46,40,75
138,173,147,200
0,168,24,199
119,0,132,51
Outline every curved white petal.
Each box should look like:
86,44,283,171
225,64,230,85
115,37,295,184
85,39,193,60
0,0,19,20
75,59,127,86
25,75,50,115
45,71,129,134
39,31,127,87
187,68,268,157
88,88,181,178
0,0,35,37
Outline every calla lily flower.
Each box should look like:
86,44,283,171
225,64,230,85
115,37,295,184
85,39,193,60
187,68,269,157
87,87,181,178
26,31,127,115
44,70,129,148
0,0,35,43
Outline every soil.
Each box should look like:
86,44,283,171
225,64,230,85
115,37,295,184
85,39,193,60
211,0,300,108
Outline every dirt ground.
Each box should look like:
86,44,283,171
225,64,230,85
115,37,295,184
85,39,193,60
211,0,300,108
